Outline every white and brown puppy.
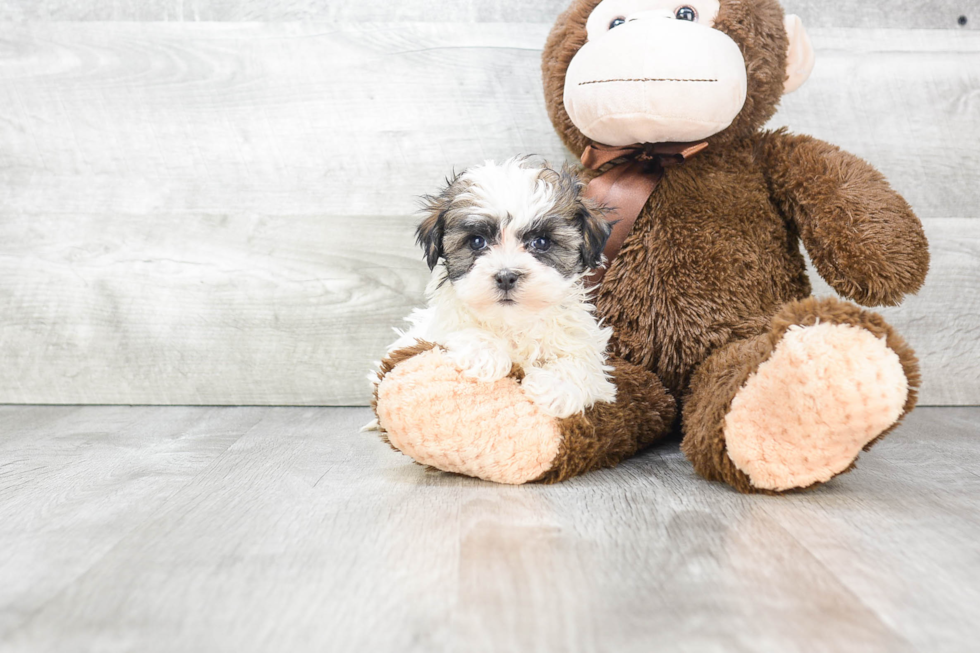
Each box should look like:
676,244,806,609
387,157,617,419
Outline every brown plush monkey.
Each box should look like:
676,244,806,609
374,0,929,493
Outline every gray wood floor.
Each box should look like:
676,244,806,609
1,406,978,652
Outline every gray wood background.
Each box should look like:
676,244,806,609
0,3,977,406
0,1,976,28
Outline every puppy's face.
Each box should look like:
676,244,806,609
417,158,612,315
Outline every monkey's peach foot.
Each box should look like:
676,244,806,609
376,348,562,485
724,322,910,492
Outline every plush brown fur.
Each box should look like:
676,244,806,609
536,356,676,483
681,297,921,494
540,0,929,490
756,130,930,307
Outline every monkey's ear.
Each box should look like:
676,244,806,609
784,15,815,94
576,199,613,271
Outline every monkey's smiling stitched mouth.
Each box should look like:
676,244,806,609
579,78,719,86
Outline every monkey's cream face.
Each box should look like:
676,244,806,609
417,159,611,319
564,0,748,146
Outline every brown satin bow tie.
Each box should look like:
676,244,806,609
582,141,708,287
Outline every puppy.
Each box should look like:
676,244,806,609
383,157,617,419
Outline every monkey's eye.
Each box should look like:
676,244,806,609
469,236,487,251
675,6,698,21
609,17,626,29
530,236,552,252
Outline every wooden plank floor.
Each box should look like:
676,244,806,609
1,407,978,652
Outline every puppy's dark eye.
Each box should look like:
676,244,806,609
530,236,552,252
609,17,626,29
469,236,487,251
675,6,697,21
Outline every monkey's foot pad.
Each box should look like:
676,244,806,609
376,348,562,485
724,322,910,492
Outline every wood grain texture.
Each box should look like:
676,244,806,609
0,23,568,218
0,213,424,405
0,0,976,30
0,406,255,638
0,22,976,405
0,216,971,406
0,24,976,220
772,28,980,221
1,406,979,652
783,1,977,30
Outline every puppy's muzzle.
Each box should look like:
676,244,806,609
494,269,523,292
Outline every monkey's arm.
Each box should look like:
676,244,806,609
757,129,929,307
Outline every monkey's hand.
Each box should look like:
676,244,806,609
758,128,929,307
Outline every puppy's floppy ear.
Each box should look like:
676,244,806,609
555,164,612,271
546,163,612,270
416,173,459,271
416,208,444,271
576,197,613,270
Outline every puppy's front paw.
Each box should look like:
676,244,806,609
521,367,586,419
443,332,513,383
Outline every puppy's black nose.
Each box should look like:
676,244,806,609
495,269,522,292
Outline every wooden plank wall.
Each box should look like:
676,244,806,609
0,1,976,29
0,3,977,406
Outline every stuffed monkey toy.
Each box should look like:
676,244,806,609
374,0,929,493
